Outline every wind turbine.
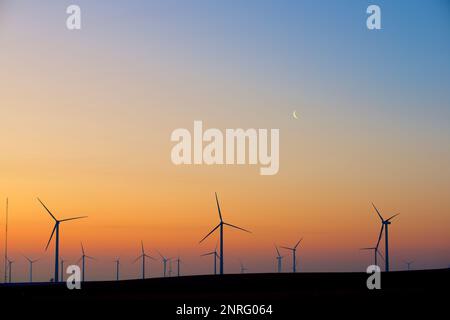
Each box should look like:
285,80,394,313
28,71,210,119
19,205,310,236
274,244,283,273
281,238,303,273
372,203,400,272
7,258,13,283
199,192,251,275
239,260,247,274
201,244,219,275
114,258,120,281
4,198,9,284
23,255,40,283
157,251,171,277
78,242,95,282
360,246,384,266
133,241,155,279
37,198,87,282
175,256,181,277
405,261,414,271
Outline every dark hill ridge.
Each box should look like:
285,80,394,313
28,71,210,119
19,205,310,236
1,269,448,315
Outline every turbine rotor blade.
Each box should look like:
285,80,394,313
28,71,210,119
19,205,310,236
133,255,143,263
45,224,57,251
60,216,88,222
386,213,400,222
376,224,384,249
141,241,144,255
215,192,223,222
199,223,221,243
156,250,165,260
201,252,215,256
81,242,85,255
294,238,303,249
144,254,156,260
37,198,58,222
280,246,294,251
275,244,281,257
223,222,251,233
371,203,384,221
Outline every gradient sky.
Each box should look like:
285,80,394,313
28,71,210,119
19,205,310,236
0,0,449,282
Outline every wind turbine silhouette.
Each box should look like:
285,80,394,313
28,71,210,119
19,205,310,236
78,242,95,282
175,256,181,277
38,198,87,282
169,259,173,277
405,261,414,271
199,192,251,275
281,238,303,273
239,260,248,274
201,244,219,275
133,241,155,279
372,203,399,272
360,246,384,266
7,258,13,283
23,255,40,283
114,258,120,281
274,244,283,273
157,250,171,277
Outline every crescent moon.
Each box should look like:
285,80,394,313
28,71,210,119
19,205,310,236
293,111,299,119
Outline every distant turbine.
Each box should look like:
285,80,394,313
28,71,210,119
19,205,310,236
23,255,40,283
4,198,8,284
157,251,171,277
239,260,248,274
201,244,219,275
405,261,414,271
360,246,385,267
175,256,181,277
274,244,283,273
38,198,87,282
114,258,120,281
199,192,251,275
133,241,155,279
78,242,95,282
7,258,13,283
281,238,303,273
372,203,400,272
169,259,173,277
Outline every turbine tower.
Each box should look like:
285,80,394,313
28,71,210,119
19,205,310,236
4,198,9,284
199,192,251,275
78,242,95,282
157,251,171,277
175,256,181,277
274,244,283,273
239,260,248,274
24,255,40,283
7,258,13,283
133,241,155,279
405,261,414,271
360,246,384,266
281,238,303,273
114,258,120,281
372,203,399,272
38,198,87,282
201,244,219,275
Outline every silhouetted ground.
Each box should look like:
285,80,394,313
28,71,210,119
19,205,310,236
1,269,448,317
